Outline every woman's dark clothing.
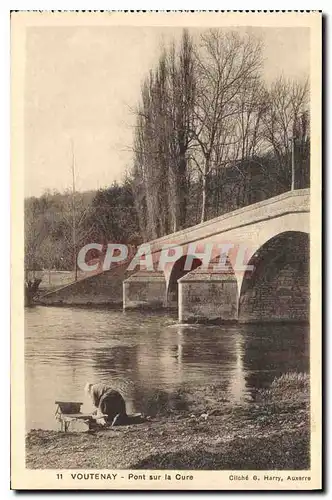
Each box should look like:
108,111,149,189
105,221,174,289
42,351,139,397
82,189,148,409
91,383,127,424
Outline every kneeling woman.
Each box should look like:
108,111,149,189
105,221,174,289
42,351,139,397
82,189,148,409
85,382,127,426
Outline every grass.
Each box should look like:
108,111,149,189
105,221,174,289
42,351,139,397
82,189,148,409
25,372,310,470
132,431,310,470
256,372,310,406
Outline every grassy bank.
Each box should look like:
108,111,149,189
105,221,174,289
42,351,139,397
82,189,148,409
26,373,310,470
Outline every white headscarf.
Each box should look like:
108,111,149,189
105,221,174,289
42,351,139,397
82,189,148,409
84,382,93,398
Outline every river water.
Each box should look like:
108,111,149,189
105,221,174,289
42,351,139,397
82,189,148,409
25,306,309,431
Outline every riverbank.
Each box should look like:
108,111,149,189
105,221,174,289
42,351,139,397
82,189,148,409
26,373,310,470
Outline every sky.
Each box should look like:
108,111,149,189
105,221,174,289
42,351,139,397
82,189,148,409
24,26,310,198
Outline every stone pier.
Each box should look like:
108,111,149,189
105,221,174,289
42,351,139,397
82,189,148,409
178,263,238,323
123,270,166,310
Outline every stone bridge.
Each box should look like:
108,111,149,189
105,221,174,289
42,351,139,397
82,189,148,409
123,188,310,323
40,188,309,323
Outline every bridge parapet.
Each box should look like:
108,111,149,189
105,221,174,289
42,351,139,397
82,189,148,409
145,189,309,255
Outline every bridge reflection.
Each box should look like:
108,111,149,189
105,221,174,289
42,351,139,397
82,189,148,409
89,321,309,412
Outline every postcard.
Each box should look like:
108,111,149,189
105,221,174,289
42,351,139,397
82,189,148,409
11,10,322,490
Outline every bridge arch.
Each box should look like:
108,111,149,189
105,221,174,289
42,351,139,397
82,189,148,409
166,255,203,307
231,210,310,296
238,231,309,322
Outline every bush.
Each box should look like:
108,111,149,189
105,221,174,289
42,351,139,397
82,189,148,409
257,372,309,403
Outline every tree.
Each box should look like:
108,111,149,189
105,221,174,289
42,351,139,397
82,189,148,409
25,190,96,274
167,30,196,231
57,190,93,277
261,76,309,190
191,29,263,222
25,196,50,277
293,109,310,188
85,180,141,245
131,30,196,239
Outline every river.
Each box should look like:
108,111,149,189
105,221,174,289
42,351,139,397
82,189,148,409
25,306,309,431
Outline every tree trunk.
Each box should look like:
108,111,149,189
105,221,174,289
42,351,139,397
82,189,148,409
178,153,187,230
200,174,207,223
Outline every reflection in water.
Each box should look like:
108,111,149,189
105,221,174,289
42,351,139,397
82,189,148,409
25,307,309,430
228,334,247,403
